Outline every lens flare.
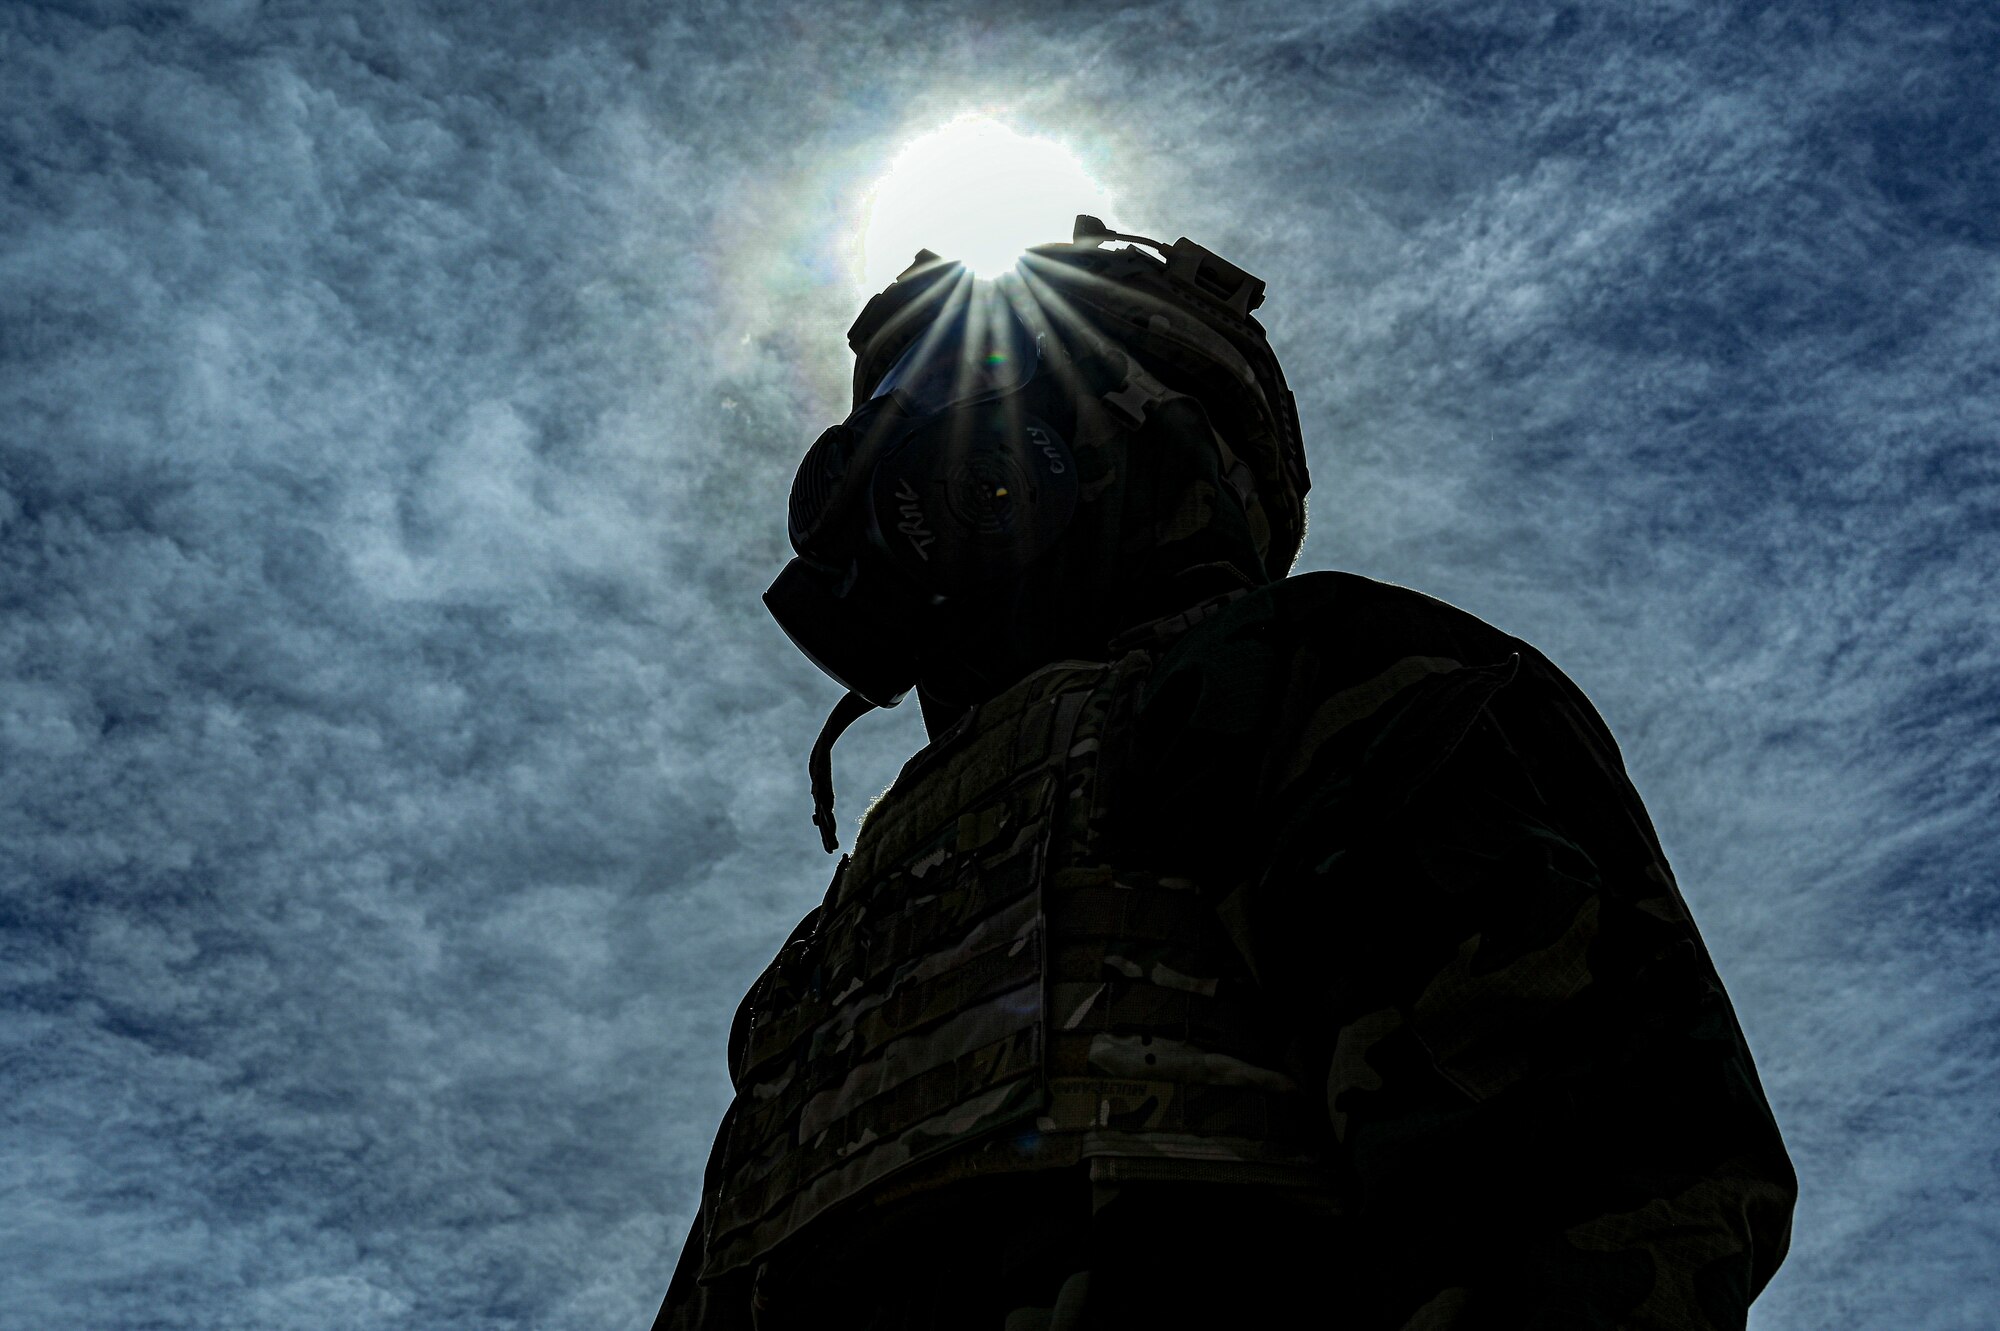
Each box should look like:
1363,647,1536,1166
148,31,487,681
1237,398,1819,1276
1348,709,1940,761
861,115,1114,286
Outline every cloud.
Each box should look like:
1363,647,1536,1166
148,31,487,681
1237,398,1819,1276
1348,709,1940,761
2,2,1993,1327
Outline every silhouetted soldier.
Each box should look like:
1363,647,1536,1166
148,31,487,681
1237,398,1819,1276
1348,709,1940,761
654,219,1795,1329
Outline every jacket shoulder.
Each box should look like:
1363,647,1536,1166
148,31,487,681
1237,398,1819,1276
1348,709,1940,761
1147,571,1541,717
1237,571,1629,776
1130,571,1644,864
1235,569,1528,667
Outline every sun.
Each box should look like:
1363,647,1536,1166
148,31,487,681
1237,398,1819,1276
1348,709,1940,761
860,115,1115,287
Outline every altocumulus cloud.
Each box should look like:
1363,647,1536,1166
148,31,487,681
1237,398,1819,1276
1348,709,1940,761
1,2,1994,1328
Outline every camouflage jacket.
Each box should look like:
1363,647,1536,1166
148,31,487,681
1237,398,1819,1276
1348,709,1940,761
657,571,1796,1330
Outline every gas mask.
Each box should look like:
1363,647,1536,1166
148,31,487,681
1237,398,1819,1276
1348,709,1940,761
764,287,1081,712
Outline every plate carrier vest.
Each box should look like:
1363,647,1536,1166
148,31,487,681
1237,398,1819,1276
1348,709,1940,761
699,635,1329,1280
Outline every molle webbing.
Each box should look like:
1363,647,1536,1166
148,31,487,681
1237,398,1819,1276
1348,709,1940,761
700,650,1326,1280
702,663,1096,1276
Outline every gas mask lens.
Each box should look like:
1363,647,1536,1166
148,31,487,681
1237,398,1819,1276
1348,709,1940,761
868,299,1042,415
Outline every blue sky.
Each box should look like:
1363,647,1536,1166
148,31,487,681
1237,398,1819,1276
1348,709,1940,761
2,2,1994,1327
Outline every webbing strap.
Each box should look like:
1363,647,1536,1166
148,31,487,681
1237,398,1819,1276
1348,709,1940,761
809,691,875,853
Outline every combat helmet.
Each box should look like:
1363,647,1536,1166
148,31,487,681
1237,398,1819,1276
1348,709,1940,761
844,216,1311,577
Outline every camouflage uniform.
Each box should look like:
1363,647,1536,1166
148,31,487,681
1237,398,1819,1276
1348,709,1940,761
655,571,1796,1330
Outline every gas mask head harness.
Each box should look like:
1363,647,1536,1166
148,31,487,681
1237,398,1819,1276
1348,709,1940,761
766,216,1310,849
